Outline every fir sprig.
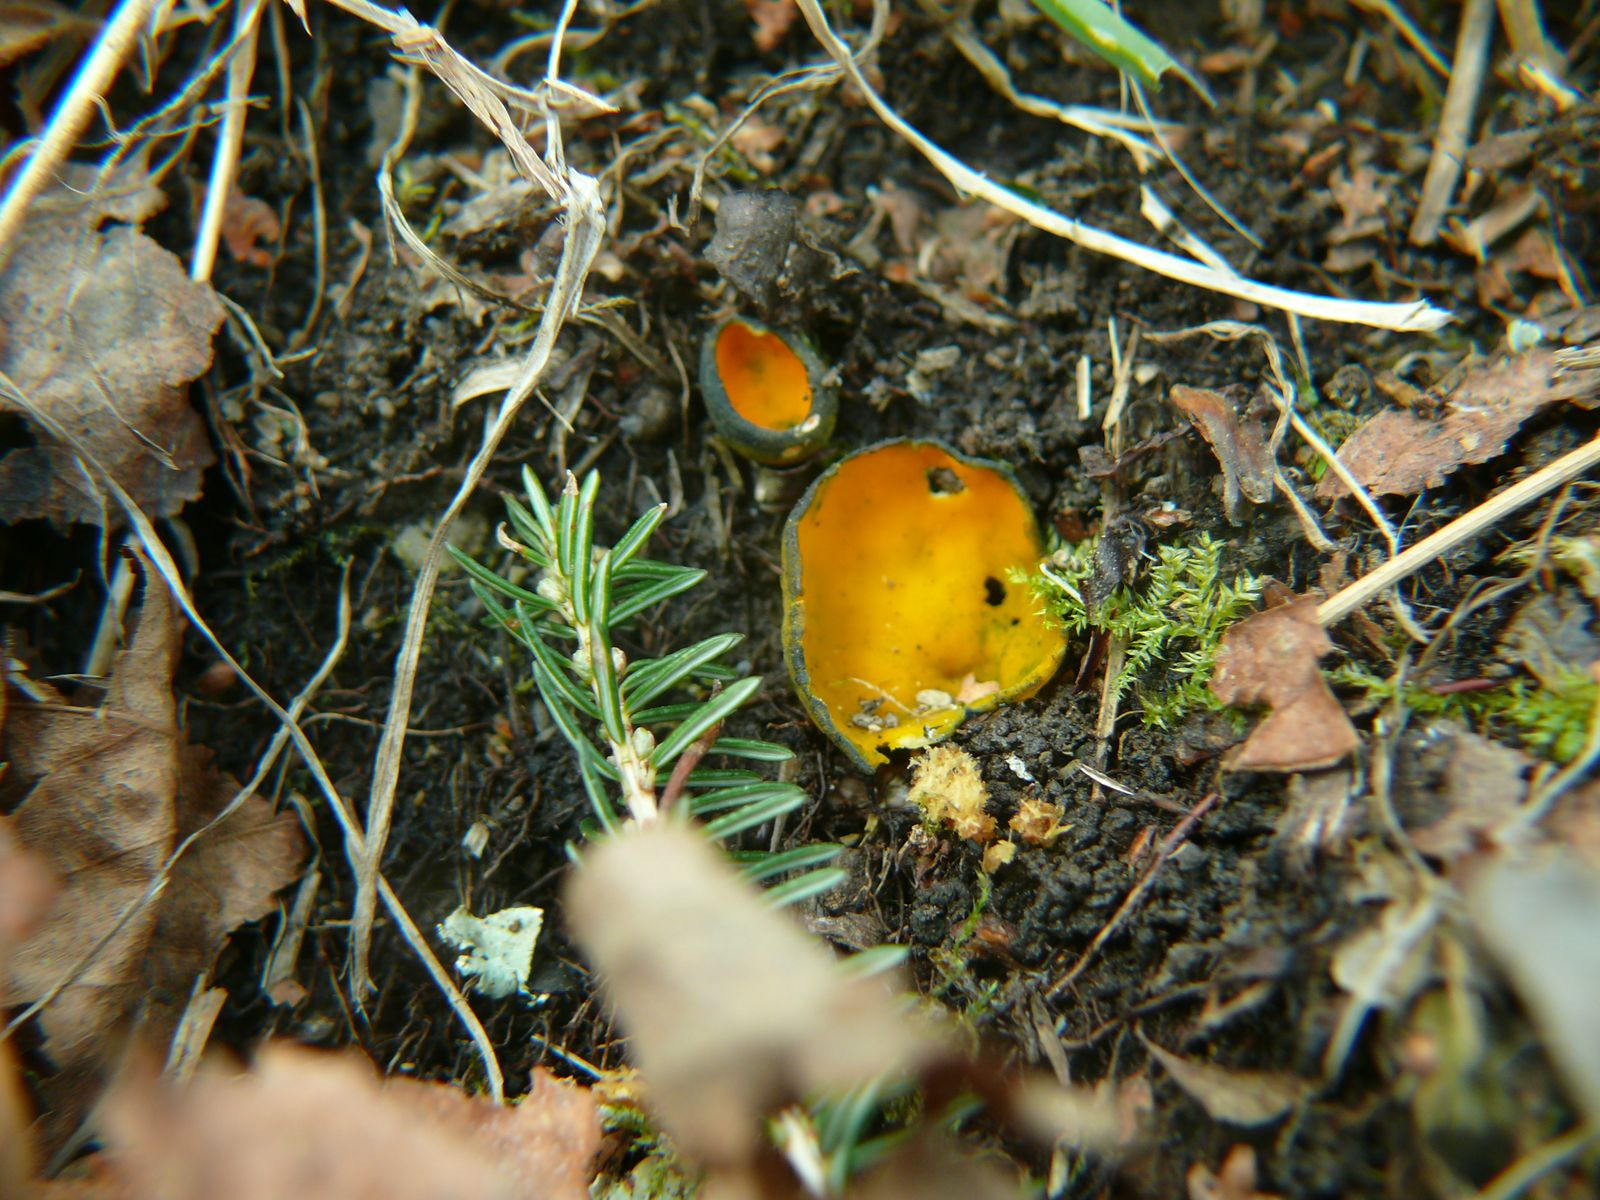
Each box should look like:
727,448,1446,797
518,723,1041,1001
455,468,842,899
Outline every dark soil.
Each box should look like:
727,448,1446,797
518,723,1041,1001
6,0,1599,1196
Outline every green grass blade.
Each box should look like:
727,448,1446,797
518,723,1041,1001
734,842,842,883
609,568,706,625
763,867,849,909
569,476,599,625
710,737,793,762
688,781,804,818
501,498,551,563
531,660,616,779
611,502,667,567
526,631,601,719
580,755,621,834
683,768,765,788
701,783,806,839
650,676,763,768
587,552,627,745
451,546,556,612
520,466,558,543
613,559,697,581
621,633,744,709
1029,0,1180,91
836,945,911,980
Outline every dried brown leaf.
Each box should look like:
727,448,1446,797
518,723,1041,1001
1209,597,1359,772
1141,1038,1307,1127
1328,165,1388,230
0,165,222,526
1315,349,1600,500
82,1045,599,1200
565,822,940,1166
1169,386,1275,520
142,744,305,1041
220,190,281,269
0,581,182,1080
744,0,799,52
0,574,303,1143
0,817,55,1198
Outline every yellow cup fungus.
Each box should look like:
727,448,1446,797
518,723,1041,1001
700,316,835,464
781,440,1067,770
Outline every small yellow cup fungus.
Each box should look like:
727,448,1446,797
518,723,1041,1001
781,440,1066,770
700,316,835,464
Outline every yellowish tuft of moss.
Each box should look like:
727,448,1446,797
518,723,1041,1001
908,745,996,844
980,841,1017,873
1009,796,1072,847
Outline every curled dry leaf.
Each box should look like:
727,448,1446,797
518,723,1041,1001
1465,848,1600,1122
744,0,799,52
704,189,798,310
1168,385,1275,521
54,1045,600,1200
1315,349,1600,500
0,159,223,526
1406,729,1531,864
220,189,282,269
1187,1144,1282,1200
0,572,303,1142
564,822,941,1166
1140,1037,1307,1127
1209,597,1359,772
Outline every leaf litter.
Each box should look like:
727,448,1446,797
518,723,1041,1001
0,570,303,1142
1209,596,1360,772
1315,348,1600,500
39,1046,600,1200
0,156,224,526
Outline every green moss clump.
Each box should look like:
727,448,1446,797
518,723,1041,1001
1333,663,1597,764
1025,532,1263,728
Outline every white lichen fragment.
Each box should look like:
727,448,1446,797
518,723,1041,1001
1005,753,1035,782
908,745,996,844
437,904,544,999
1010,796,1072,847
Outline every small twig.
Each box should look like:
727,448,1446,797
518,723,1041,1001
1409,0,1496,246
1350,0,1452,76
1046,792,1220,999
0,0,160,270
1317,433,1600,627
